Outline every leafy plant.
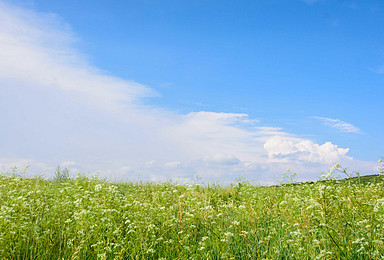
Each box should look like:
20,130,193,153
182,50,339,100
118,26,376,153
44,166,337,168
53,165,71,182
280,170,297,185
321,163,360,181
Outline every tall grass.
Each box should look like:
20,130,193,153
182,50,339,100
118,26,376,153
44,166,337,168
0,169,384,259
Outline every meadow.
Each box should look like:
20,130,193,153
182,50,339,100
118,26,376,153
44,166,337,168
1,165,384,259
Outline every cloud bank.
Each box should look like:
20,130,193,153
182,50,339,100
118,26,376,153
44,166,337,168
0,1,378,184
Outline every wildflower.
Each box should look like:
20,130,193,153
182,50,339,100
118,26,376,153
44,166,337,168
352,237,365,244
290,230,301,237
330,163,340,171
147,248,156,254
95,184,102,191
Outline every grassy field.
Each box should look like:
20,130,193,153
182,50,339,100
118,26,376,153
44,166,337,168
1,169,384,259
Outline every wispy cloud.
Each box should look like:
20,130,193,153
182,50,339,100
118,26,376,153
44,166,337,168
314,116,361,133
371,66,384,74
302,0,322,4
0,1,376,183
0,1,154,119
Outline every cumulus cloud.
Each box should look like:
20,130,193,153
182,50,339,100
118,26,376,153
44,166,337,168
0,1,378,184
314,116,361,133
264,136,350,164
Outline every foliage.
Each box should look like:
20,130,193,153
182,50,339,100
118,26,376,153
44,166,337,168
1,170,384,259
53,165,71,182
320,163,361,181
379,157,384,175
280,170,297,185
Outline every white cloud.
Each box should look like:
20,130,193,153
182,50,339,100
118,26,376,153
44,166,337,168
314,116,361,133
203,154,240,165
264,136,350,164
61,161,76,167
0,1,154,118
163,161,182,170
0,157,51,176
0,1,377,184
187,111,250,122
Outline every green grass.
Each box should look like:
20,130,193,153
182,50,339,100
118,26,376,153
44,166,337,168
1,171,384,259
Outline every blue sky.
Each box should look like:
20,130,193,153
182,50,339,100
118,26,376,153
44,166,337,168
0,0,383,183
